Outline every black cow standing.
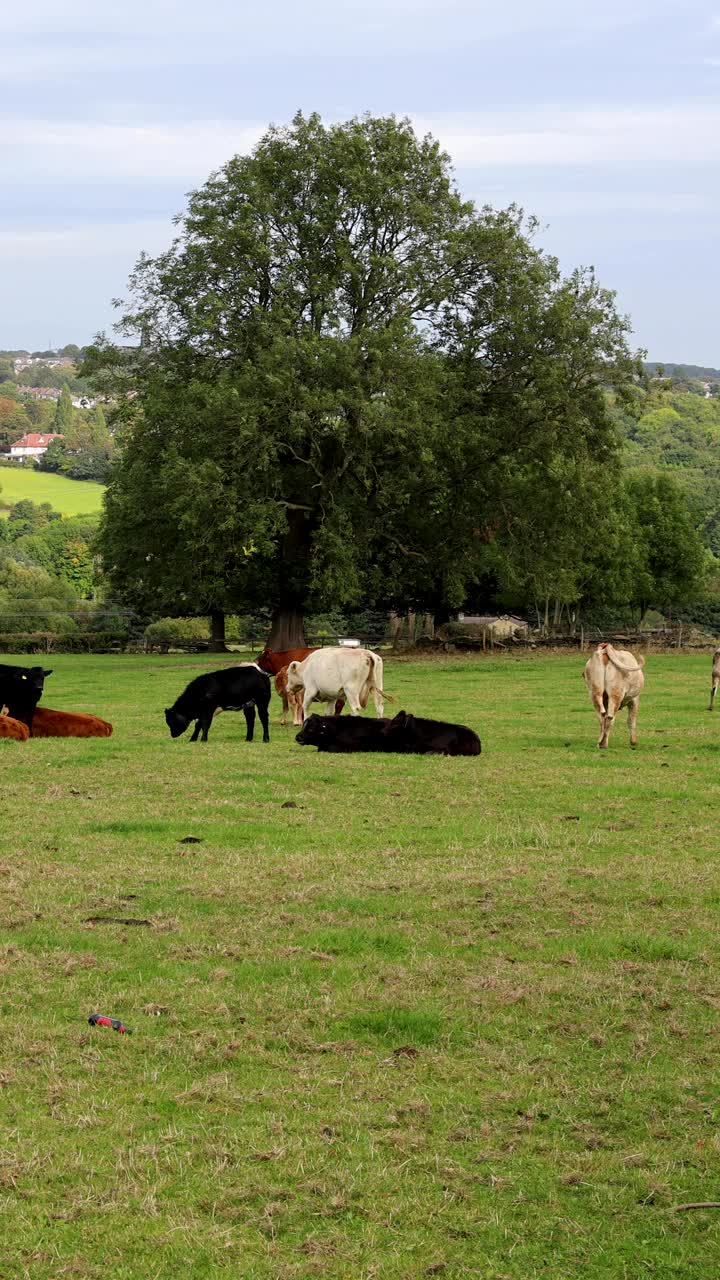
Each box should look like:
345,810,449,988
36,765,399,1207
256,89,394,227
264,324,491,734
165,665,271,743
0,663,52,729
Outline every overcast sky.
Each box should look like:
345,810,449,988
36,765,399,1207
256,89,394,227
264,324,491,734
2,0,719,363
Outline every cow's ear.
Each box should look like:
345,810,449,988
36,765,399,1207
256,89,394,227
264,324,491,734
393,710,407,723
43,669,53,677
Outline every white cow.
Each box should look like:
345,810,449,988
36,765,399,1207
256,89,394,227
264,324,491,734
583,642,645,749
709,648,720,711
287,647,385,719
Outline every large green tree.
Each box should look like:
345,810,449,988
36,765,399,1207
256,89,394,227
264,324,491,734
92,112,638,645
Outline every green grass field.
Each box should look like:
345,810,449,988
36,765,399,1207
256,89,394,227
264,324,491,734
1,651,720,1278
0,467,105,516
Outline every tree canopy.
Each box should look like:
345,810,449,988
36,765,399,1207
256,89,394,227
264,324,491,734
91,111,639,641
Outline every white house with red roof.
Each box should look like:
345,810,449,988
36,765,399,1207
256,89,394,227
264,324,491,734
9,432,64,461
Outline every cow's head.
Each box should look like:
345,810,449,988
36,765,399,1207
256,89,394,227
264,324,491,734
17,666,51,692
254,647,272,672
381,710,413,746
286,661,303,693
165,707,190,738
295,714,323,746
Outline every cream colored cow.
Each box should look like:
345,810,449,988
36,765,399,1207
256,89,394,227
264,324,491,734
583,643,645,749
287,647,385,719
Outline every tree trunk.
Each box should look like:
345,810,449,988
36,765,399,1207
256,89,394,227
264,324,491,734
266,607,308,651
209,609,227,652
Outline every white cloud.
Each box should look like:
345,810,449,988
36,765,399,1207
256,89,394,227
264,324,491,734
0,0,692,64
0,220,174,261
2,103,718,191
488,191,713,216
0,120,265,183
415,105,720,168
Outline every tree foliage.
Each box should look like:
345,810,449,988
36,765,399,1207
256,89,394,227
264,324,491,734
92,112,639,627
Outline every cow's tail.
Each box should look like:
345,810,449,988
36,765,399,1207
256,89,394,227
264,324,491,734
603,644,645,675
359,652,392,711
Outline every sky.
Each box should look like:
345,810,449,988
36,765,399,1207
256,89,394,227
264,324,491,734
2,0,719,364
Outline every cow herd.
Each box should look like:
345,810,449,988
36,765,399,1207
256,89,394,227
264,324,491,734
163,645,482,756
3,640,720,752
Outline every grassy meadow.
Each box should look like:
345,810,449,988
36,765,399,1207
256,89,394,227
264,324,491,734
1,650,720,1278
0,468,105,517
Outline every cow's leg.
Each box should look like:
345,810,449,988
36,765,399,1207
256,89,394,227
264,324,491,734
710,677,719,711
279,692,288,726
627,697,640,748
190,720,201,742
346,693,362,716
199,714,213,743
600,692,622,749
244,705,256,742
257,700,270,743
302,684,316,720
372,687,384,717
292,693,304,727
589,686,606,748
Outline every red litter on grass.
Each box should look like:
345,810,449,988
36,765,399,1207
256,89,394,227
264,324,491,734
88,1013,133,1035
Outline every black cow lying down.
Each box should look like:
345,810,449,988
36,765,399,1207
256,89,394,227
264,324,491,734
295,714,391,752
0,663,52,729
165,664,271,743
296,711,481,756
384,710,481,757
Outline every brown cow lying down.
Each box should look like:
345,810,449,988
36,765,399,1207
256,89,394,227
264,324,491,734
0,713,30,741
30,707,113,738
583,642,645,749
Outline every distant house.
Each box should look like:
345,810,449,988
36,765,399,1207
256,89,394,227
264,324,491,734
13,356,75,373
9,432,64,461
456,613,530,640
18,385,61,401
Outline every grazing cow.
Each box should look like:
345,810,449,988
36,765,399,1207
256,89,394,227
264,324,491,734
583,642,645,749
31,707,113,738
709,648,720,711
0,663,51,729
296,714,391,752
0,713,30,741
287,647,385,718
274,665,305,727
382,710,482,756
165,664,271,743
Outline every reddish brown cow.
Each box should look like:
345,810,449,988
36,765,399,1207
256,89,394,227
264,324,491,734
0,713,30,741
31,707,113,738
256,647,344,717
274,666,305,727
255,646,319,675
